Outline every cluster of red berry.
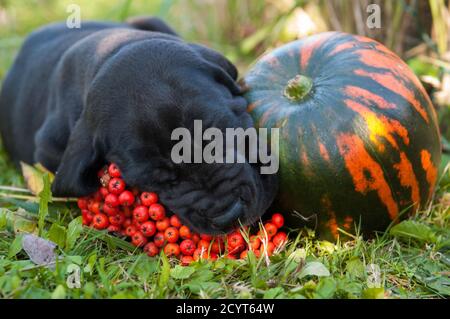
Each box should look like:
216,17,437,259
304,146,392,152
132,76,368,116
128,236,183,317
77,163,288,264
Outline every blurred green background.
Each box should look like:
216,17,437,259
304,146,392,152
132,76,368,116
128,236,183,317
0,0,449,173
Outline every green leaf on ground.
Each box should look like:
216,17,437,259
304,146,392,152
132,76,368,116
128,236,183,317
66,217,83,250
48,223,66,248
362,287,385,299
315,277,337,298
346,257,365,279
38,173,52,236
390,220,437,244
171,265,195,280
8,233,24,258
158,252,171,295
298,261,330,279
51,285,66,299
263,287,284,299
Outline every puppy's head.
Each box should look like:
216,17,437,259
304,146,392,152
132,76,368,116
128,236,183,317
52,33,278,234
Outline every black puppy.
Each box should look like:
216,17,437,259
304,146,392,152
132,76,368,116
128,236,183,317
0,17,277,234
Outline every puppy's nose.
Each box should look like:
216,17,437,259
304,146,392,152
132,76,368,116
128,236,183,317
212,200,243,228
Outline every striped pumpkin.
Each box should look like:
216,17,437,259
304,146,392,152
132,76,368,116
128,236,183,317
243,32,441,239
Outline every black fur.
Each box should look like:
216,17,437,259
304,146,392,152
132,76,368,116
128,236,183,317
0,17,278,234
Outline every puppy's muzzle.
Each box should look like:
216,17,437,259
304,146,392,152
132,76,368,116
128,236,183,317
211,199,244,230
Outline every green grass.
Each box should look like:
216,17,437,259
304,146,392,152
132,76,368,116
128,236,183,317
0,138,449,299
0,0,449,299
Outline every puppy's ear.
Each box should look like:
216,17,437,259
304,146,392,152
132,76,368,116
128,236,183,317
51,119,102,197
126,16,178,36
190,44,241,94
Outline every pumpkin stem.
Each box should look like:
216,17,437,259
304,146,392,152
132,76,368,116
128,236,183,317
283,74,313,102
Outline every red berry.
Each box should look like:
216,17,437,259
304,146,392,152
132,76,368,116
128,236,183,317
133,205,149,222
271,213,284,229
88,201,101,214
107,225,120,233
140,192,158,206
92,191,103,202
200,234,213,241
125,225,138,237
180,239,196,256
143,242,159,257
122,206,132,217
227,231,244,249
133,219,145,228
261,241,275,256
191,233,201,244
227,244,245,255
170,215,182,228
103,204,119,216
131,231,147,247
197,239,210,251
193,248,208,261
108,163,121,178
81,209,94,223
123,218,132,228
179,225,192,239
77,198,88,210
154,232,165,247
109,213,125,226
105,193,120,207
240,250,248,259
164,227,180,243
249,235,261,250
272,232,287,247
118,190,135,206
211,239,224,254
209,252,218,261
108,178,125,195
140,221,156,237
180,255,194,266
82,216,91,226
92,213,109,230
225,254,237,260
264,223,278,238
149,203,166,221
99,187,109,198
164,243,180,257
156,217,170,232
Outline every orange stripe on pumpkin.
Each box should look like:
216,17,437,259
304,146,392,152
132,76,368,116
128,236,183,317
329,41,355,56
420,150,438,200
344,99,409,151
258,105,277,127
343,216,353,230
356,48,434,113
318,142,331,162
344,85,396,109
354,69,429,123
321,195,339,239
247,100,262,113
301,150,310,166
336,133,399,220
355,35,396,57
300,33,333,70
393,152,420,210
